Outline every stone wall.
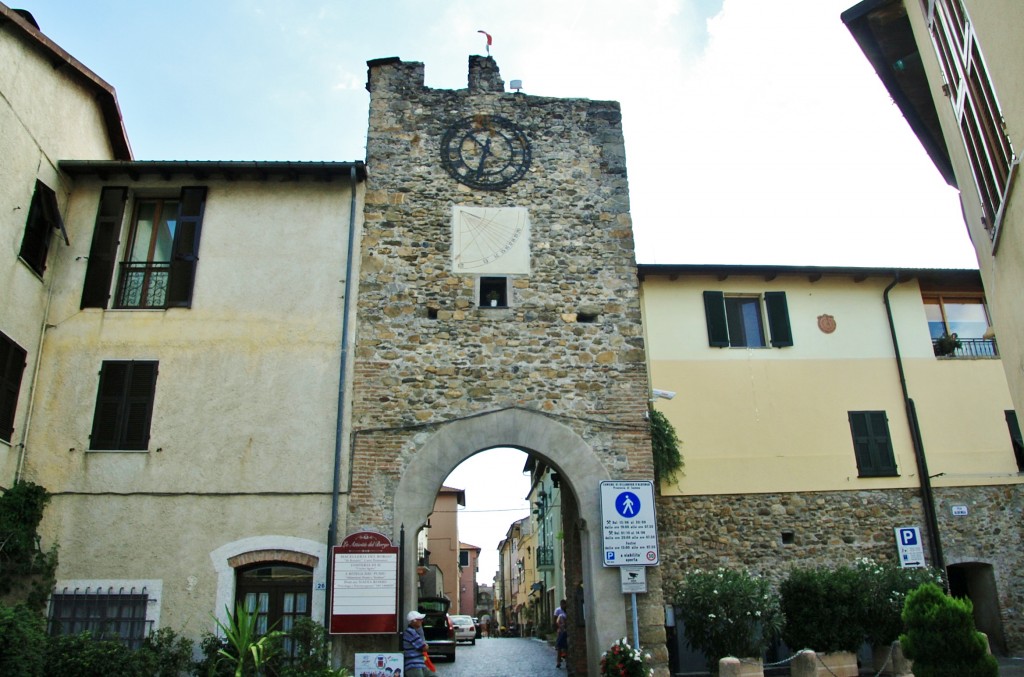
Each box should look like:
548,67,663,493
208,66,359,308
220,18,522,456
656,484,1024,652
350,55,664,673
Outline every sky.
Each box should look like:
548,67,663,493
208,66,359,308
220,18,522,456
13,0,981,582
18,0,978,270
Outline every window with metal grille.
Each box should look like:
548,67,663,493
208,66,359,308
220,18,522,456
849,410,898,477
926,0,1017,244
19,180,66,277
89,361,158,450
47,588,151,649
0,332,28,443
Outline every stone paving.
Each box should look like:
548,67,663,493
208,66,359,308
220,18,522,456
433,636,566,677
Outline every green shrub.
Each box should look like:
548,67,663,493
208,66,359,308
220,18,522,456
194,633,236,677
266,617,348,677
900,583,998,677
45,631,137,677
780,566,863,653
0,481,58,611
0,602,47,676
134,627,195,677
854,557,943,646
650,407,683,483
673,568,783,670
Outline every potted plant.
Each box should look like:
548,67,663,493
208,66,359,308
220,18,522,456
673,568,782,675
600,637,653,677
485,290,501,307
934,332,961,356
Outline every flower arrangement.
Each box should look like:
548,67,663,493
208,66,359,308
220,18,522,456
673,568,783,671
600,637,653,677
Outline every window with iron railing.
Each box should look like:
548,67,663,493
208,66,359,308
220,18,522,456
926,0,1017,244
923,293,997,358
537,546,554,568
47,587,152,650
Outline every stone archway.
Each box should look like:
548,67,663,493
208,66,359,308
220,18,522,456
393,407,627,674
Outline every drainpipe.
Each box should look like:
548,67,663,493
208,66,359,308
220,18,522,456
883,274,945,573
326,164,360,624
14,283,55,483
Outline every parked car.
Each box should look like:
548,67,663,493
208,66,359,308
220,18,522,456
450,614,477,645
417,597,456,662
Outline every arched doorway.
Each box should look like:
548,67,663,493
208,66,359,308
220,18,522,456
948,561,1007,654
392,407,632,675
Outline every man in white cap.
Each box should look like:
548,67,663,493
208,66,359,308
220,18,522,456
402,610,438,677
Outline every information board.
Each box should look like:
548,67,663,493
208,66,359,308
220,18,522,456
601,480,659,566
330,531,398,634
895,526,925,568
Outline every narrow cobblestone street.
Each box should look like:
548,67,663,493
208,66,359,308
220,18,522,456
433,636,566,677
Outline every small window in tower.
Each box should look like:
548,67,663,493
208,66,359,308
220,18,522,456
480,277,508,308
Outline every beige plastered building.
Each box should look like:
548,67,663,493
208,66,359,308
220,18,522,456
642,263,1024,656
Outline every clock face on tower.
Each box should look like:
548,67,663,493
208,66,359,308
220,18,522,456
452,206,530,274
440,115,531,190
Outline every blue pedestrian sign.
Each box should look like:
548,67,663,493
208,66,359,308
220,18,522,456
601,481,658,567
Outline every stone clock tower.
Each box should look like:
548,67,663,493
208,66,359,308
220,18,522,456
345,55,668,674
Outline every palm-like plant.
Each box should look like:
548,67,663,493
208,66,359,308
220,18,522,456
212,603,281,677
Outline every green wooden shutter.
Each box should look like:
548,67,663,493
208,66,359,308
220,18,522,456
80,187,128,309
703,291,730,347
1006,410,1023,446
18,181,60,276
123,362,158,449
167,187,207,307
90,361,158,450
90,362,129,449
0,334,28,443
849,411,897,477
765,291,793,347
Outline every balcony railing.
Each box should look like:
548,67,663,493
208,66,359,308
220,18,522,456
537,546,554,569
115,261,170,309
932,337,999,358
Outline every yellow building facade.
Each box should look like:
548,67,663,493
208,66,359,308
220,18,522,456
642,264,1024,654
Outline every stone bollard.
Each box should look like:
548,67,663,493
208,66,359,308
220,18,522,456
719,656,765,677
790,650,859,677
790,651,819,677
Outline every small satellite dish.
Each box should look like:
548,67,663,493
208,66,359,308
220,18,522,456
510,79,523,92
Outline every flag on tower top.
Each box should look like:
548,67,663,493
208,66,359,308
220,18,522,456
477,30,492,55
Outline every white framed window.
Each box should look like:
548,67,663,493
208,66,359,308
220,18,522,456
702,291,793,348
926,0,1017,246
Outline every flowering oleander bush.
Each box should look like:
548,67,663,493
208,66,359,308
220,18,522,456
781,565,864,653
853,557,943,646
600,637,653,677
672,568,783,671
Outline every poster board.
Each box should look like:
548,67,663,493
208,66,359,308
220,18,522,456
330,531,398,634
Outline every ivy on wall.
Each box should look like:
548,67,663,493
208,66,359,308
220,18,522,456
649,407,683,484
0,481,58,611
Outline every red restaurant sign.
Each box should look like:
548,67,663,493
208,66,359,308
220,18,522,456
329,531,398,634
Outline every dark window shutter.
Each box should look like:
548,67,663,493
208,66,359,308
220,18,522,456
90,362,129,449
0,334,28,442
703,291,730,347
849,411,897,477
81,187,128,309
89,361,158,450
167,187,207,307
19,181,61,276
765,291,793,347
1006,410,1023,447
123,362,158,449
